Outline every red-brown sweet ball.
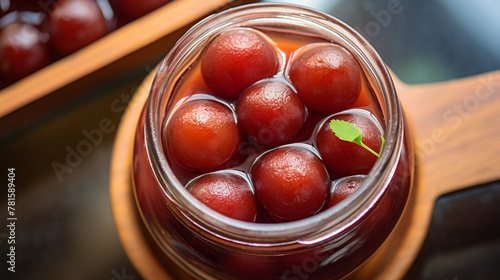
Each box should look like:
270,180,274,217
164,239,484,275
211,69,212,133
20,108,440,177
167,99,241,171
316,112,383,178
48,0,107,56
201,28,280,100
251,146,329,221
236,80,306,147
327,175,365,208
186,172,257,222
0,22,50,82
288,44,361,113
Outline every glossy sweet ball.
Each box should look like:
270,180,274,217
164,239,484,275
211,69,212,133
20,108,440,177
48,0,107,56
316,112,383,178
236,80,306,147
327,175,365,208
251,146,329,221
0,22,50,82
201,28,279,100
186,172,257,222
289,44,361,113
167,99,241,171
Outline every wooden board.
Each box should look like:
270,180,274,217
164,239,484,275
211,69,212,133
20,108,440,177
110,67,500,279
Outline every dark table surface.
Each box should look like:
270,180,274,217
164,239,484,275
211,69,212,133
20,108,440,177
1,0,500,279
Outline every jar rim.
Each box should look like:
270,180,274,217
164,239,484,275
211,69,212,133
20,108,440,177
144,2,403,245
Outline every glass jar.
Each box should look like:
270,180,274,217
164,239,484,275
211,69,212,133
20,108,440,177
132,3,414,279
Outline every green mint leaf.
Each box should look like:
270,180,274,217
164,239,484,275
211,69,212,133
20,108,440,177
329,119,362,143
329,119,384,158
379,135,385,155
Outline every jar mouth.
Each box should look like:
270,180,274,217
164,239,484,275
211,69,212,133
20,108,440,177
144,3,402,244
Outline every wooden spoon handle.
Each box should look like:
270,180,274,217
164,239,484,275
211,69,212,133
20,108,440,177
397,70,500,198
